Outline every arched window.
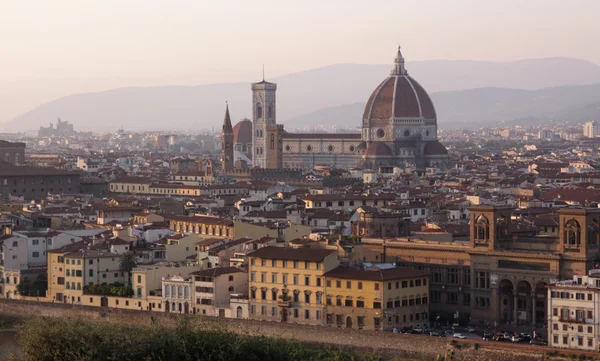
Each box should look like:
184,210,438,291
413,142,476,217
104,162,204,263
256,103,262,119
184,286,189,299
170,285,176,298
165,285,170,297
178,286,183,298
474,215,489,242
565,219,581,246
4,154,9,164
267,106,272,119
270,133,275,150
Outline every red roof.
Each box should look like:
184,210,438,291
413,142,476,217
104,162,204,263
363,142,393,157
424,141,448,156
233,119,252,144
363,76,436,121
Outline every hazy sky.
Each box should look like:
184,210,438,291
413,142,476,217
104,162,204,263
1,0,599,123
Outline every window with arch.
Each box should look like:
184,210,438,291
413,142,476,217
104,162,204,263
565,219,581,246
270,133,275,149
256,103,262,119
590,219,600,246
496,215,508,238
404,130,410,137
267,106,272,119
474,215,489,242
4,154,9,163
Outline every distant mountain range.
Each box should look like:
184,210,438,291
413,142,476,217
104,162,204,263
287,84,600,128
5,57,600,132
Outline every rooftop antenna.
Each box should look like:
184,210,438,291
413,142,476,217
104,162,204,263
262,64,265,81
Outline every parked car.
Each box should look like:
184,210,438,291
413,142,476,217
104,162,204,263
453,333,467,339
530,339,547,346
429,331,441,336
412,328,424,333
466,326,476,333
482,332,491,341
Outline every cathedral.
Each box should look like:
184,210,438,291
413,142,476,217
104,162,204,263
222,46,449,171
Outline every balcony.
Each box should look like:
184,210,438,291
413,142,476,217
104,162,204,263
559,317,588,324
277,300,290,307
277,295,291,307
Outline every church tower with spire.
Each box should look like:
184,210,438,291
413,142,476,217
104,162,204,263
221,103,234,172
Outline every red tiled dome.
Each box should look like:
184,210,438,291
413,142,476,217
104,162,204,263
233,119,252,144
424,141,448,156
363,142,393,157
363,47,436,121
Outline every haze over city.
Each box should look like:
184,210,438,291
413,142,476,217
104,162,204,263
2,0,600,130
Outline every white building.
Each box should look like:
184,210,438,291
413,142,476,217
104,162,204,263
190,267,247,317
548,270,600,351
161,274,193,314
583,121,600,138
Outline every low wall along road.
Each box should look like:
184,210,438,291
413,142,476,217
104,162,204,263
0,300,593,361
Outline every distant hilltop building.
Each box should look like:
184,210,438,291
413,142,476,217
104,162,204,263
38,118,75,138
223,46,449,171
583,120,600,138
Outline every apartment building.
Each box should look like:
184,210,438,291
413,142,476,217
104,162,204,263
247,246,339,325
323,265,429,331
190,267,247,316
548,270,600,351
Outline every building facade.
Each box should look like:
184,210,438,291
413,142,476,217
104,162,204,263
323,265,429,331
247,247,339,325
0,140,25,165
548,270,600,351
361,206,600,329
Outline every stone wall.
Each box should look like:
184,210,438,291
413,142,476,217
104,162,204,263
0,299,568,361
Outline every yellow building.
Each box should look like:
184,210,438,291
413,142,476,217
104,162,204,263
323,265,429,331
47,241,127,304
247,246,339,325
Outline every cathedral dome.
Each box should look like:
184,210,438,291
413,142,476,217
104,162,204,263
363,47,436,121
233,119,252,144
424,140,449,156
363,142,393,157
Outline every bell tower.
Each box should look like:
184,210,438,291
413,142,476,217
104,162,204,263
221,103,234,172
251,78,277,168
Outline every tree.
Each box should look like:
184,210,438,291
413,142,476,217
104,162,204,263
16,274,48,297
119,252,137,286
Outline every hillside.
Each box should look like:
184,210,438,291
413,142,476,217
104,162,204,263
286,83,600,128
5,57,600,132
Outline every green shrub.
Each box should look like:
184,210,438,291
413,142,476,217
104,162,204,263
17,317,388,361
473,343,480,350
